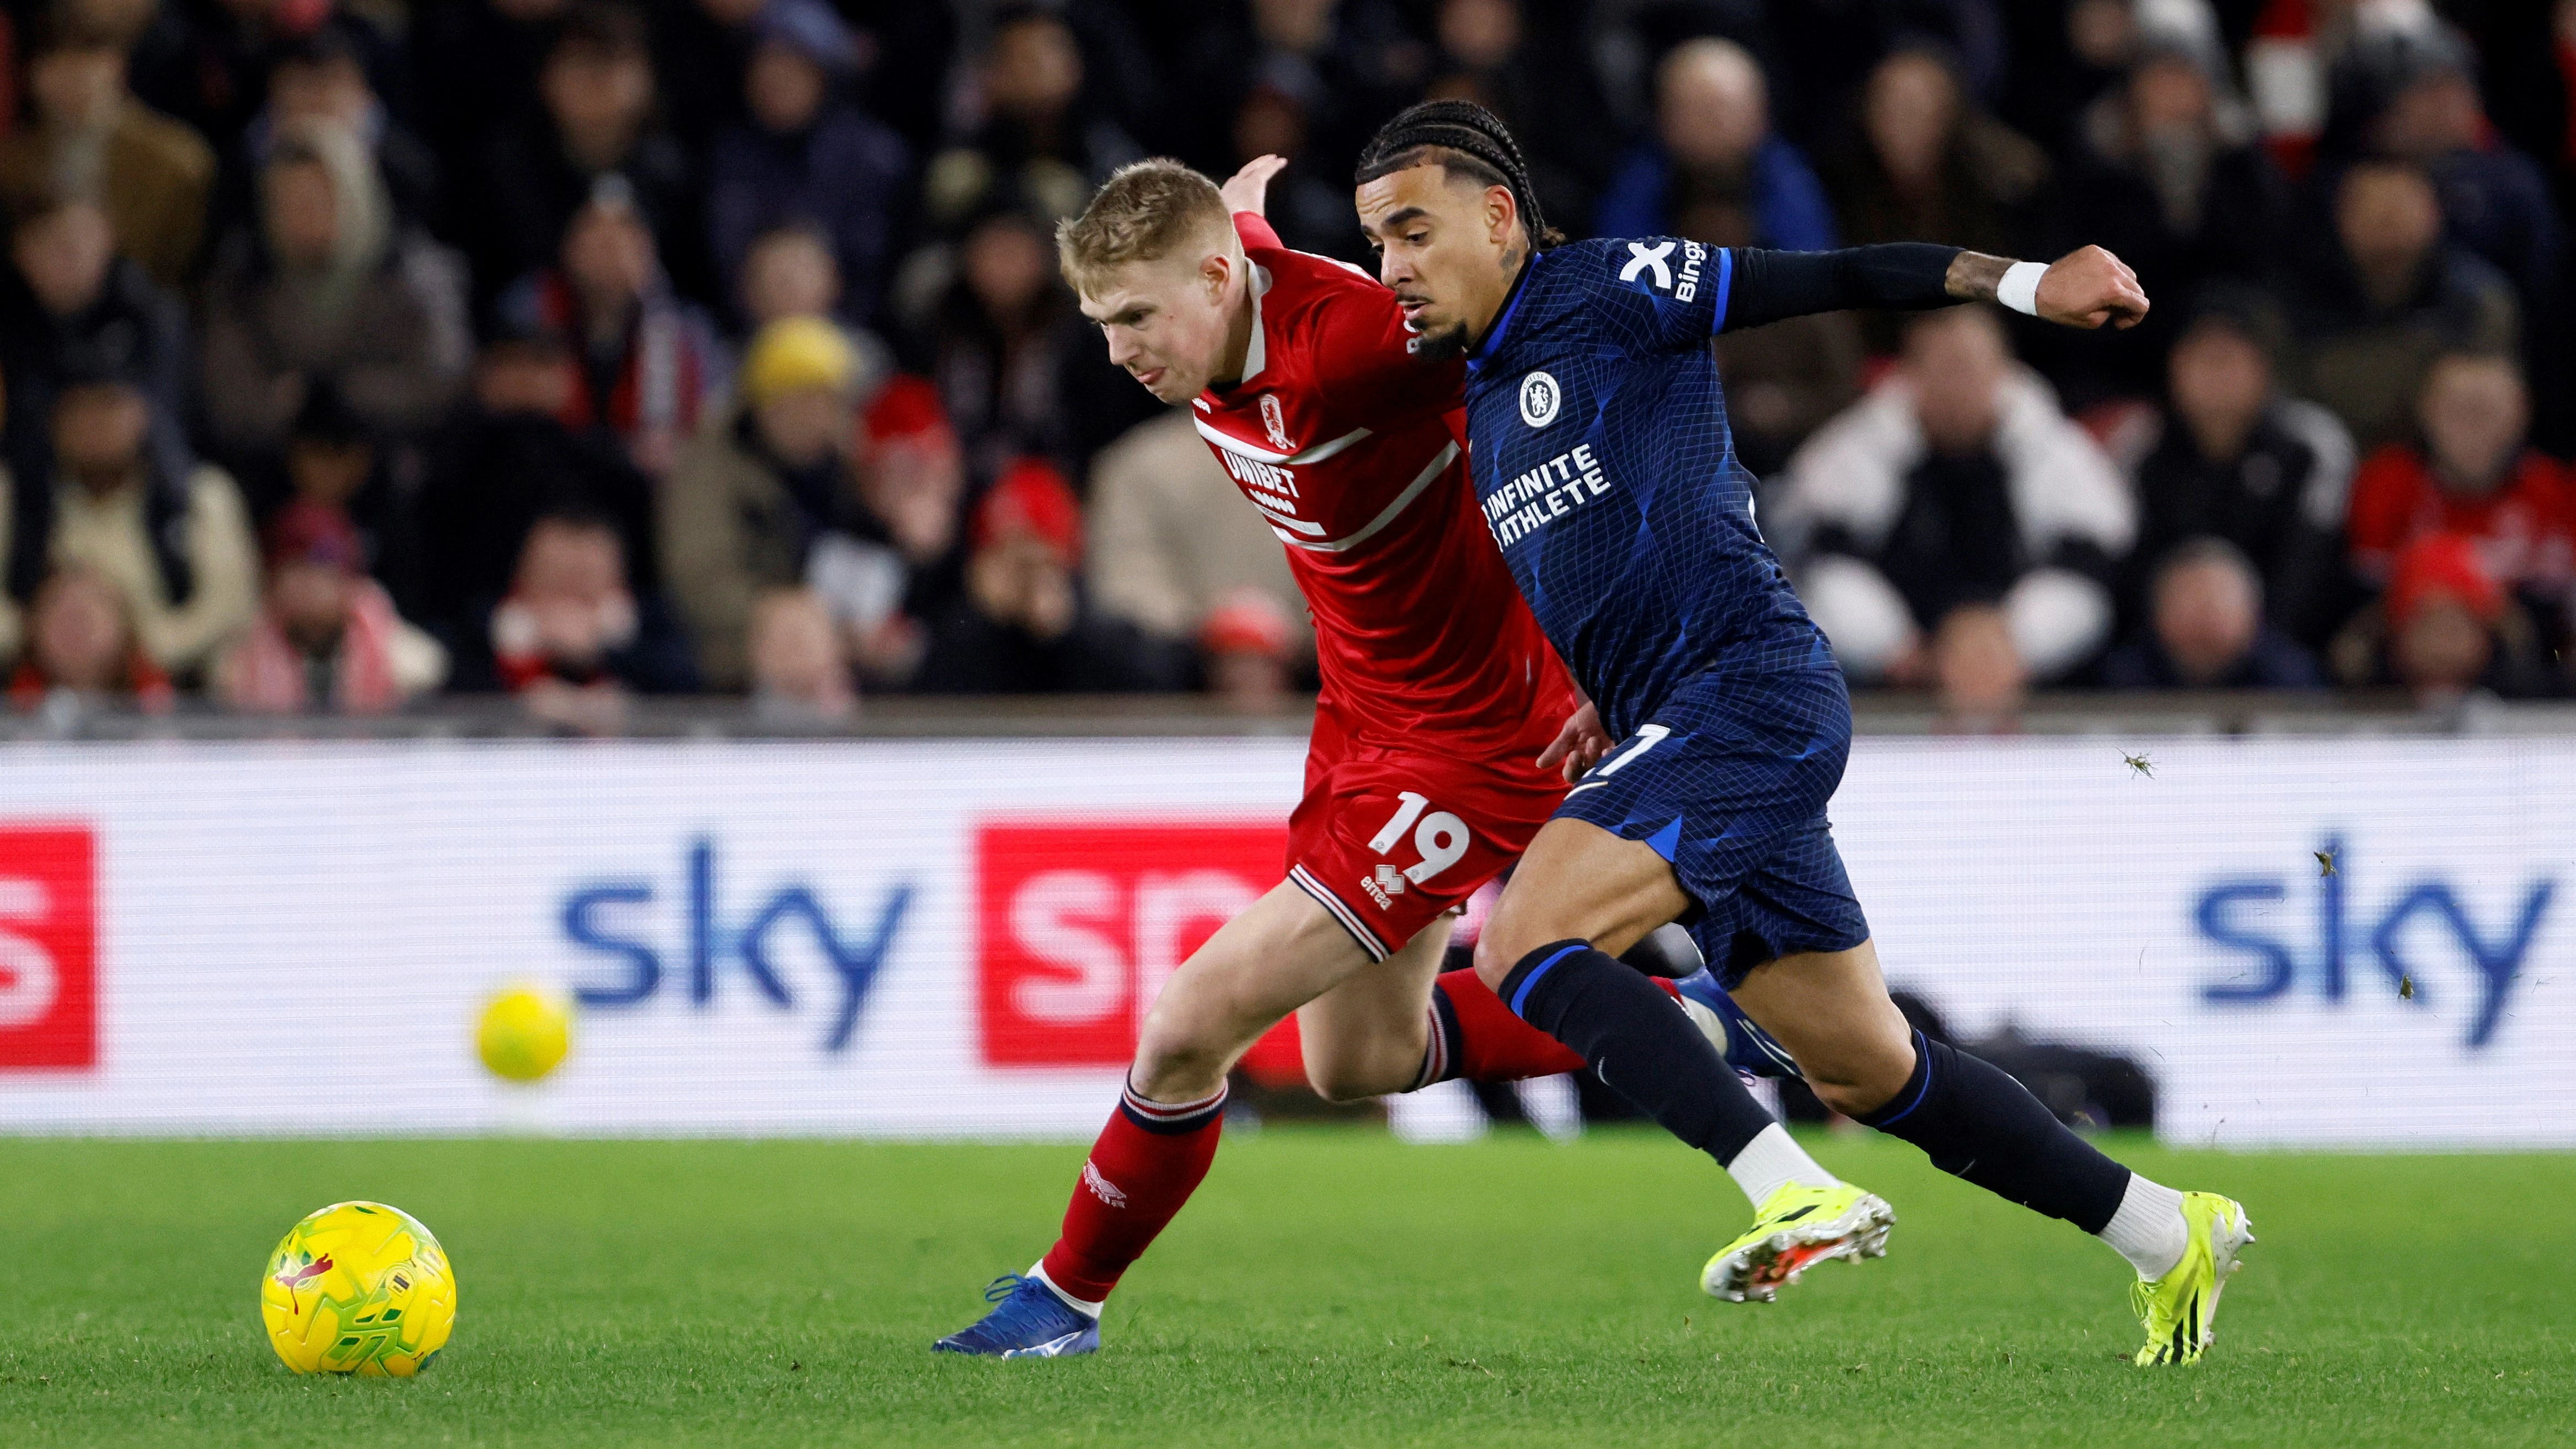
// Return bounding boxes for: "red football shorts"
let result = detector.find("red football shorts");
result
[1284,713,1566,961]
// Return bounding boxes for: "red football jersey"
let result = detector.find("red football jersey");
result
[1193,215,1571,750]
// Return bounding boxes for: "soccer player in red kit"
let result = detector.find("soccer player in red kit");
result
[934,157,1610,1356]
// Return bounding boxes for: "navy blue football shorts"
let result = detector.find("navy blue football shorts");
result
[1551,663,1870,987]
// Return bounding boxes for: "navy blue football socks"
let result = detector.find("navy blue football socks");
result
[1498,939,1777,1166]
[1857,1031,2131,1234]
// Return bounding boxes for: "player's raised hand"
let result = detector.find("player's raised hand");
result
[1220,155,1290,217]
[1536,701,1614,783]
[2036,245,2149,330]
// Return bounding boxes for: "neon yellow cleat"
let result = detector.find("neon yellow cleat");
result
[2129,1192,2256,1366]
[1701,1181,1894,1302]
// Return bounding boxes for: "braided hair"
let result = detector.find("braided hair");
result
[1354,100,1563,249]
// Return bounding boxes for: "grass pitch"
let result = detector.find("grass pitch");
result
[2,1129,2568,1448]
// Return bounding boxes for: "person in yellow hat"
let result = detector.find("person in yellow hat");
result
[658,315,875,689]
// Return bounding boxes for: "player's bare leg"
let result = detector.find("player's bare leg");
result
[936,883,1377,1356]
[1723,938,2250,1361]
[1128,882,1376,1102]
[1295,916,1454,1102]
[1470,818,1892,1301]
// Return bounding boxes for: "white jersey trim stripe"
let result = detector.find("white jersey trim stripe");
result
[1288,864,1393,962]
[1274,440,1459,555]
[1248,494,1326,534]
[1192,414,1374,467]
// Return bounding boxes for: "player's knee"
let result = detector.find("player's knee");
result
[1132,1002,1233,1095]
[1802,1041,1919,1119]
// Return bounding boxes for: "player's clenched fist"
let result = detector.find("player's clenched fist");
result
[2036,245,2149,331]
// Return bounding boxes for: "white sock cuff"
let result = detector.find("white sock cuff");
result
[1723,1121,1838,1210]
[1026,1261,1104,1319]
[2096,1175,2189,1281]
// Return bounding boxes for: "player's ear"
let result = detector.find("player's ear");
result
[1198,247,1231,300]
[1486,186,1516,249]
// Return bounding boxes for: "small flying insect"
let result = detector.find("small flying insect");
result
[2123,751,2154,779]
[2315,848,2337,877]
[2400,974,2417,1001]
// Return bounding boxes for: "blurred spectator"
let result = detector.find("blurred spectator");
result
[2120,292,2355,647]
[1774,307,2134,686]
[739,221,843,329]
[485,510,697,726]
[266,382,401,579]
[236,17,440,237]
[2287,158,2519,453]
[746,585,855,724]
[1929,603,2026,734]
[1594,38,1835,251]
[905,202,1153,483]
[499,177,726,477]
[706,0,909,330]
[1715,308,1863,480]
[0,11,216,290]
[0,374,255,675]
[1421,0,1611,237]
[1224,87,1361,260]
[199,121,472,469]
[413,322,662,657]
[925,4,1139,230]
[803,373,968,687]
[479,1,699,311]
[1197,586,1298,711]
[1085,410,1306,660]
[1823,46,2046,259]
[2037,22,2291,405]
[2102,537,2324,689]
[661,316,871,691]
[0,191,190,477]
[2329,531,2556,703]
[6,563,173,713]
[914,457,1171,694]
[214,498,445,713]
[2357,20,2560,314]
[2346,352,2573,602]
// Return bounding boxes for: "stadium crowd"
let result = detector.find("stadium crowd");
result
[0,0,2569,727]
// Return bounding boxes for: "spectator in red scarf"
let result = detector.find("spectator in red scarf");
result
[2347,351,2573,601]
[8,563,174,715]
[214,499,445,714]
[485,510,697,731]
[499,176,727,477]
[912,456,1174,694]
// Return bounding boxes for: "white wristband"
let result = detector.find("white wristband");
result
[1996,260,2047,317]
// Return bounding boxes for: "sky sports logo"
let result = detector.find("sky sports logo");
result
[0,826,95,1071]
[2193,835,2554,1049]
[558,838,912,1054]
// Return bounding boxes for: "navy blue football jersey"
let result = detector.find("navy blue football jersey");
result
[1461,236,1832,740]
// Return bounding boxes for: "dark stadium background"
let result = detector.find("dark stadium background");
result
[0,0,2565,729]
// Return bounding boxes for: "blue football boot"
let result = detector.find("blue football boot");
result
[1673,969,1803,1079]
[932,1273,1100,1357]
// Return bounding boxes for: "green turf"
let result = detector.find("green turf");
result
[1,1130,2568,1447]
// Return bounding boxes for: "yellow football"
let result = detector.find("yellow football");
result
[260,1201,455,1375]
[476,983,572,1083]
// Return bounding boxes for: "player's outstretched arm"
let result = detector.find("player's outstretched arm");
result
[1946,245,2149,330]
[1715,243,2149,335]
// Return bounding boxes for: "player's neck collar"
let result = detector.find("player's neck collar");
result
[1465,250,1539,377]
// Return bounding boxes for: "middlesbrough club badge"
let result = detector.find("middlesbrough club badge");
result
[1260,392,1292,451]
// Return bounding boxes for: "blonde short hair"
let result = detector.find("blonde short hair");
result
[1056,159,1235,296]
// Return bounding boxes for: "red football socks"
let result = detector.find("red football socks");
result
[1037,1082,1228,1305]
[1422,968,1587,1087]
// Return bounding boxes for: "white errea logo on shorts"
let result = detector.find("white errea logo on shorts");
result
[1519,371,1561,428]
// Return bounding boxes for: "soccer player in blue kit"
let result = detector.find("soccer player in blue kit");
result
[1349,102,2253,1366]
